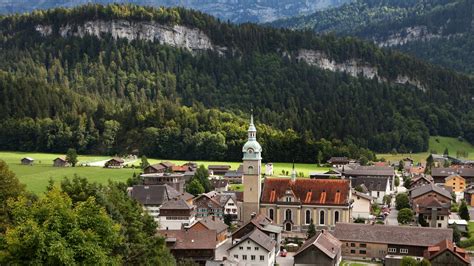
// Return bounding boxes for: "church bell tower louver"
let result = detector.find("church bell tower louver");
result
[242,113,262,222]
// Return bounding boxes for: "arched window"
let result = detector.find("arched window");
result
[305,210,311,224]
[269,209,274,220]
[334,211,340,224]
[319,210,325,225]
[248,166,254,175]
[285,209,292,221]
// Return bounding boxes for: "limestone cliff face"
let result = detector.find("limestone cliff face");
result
[296,49,426,91]
[35,20,226,54]
[35,20,425,91]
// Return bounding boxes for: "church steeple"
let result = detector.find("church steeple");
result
[242,112,262,160]
[291,161,297,181]
[248,113,256,141]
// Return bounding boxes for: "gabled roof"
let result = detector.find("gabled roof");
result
[228,229,276,252]
[415,197,450,215]
[145,163,166,171]
[343,165,395,177]
[160,198,193,210]
[352,190,373,201]
[160,161,175,168]
[193,216,228,233]
[208,165,231,170]
[411,175,433,185]
[445,174,465,182]
[424,239,470,265]
[53,157,67,162]
[130,184,180,205]
[334,223,452,247]
[295,230,341,259]
[211,179,229,188]
[411,183,452,200]
[21,157,34,161]
[261,178,350,205]
[108,157,124,163]
[328,157,349,163]
[432,167,474,178]
[231,214,281,238]
[160,229,217,250]
[351,176,389,193]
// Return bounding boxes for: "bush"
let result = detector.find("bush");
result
[398,208,413,224]
[396,193,410,210]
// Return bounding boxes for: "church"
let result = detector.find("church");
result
[241,114,352,231]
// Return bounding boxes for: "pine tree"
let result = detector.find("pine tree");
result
[459,200,470,221]
[140,155,150,170]
[306,219,316,239]
[66,148,78,167]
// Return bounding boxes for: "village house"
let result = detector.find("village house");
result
[334,223,453,261]
[351,176,391,204]
[189,216,228,244]
[410,175,433,189]
[309,169,342,179]
[160,229,216,263]
[223,165,244,184]
[158,197,195,230]
[53,157,69,167]
[260,178,351,232]
[424,239,470,266]
[194,194,225,220]
[129,184,181,222]
[213,193,239,221]
[141,172,187,193]
[232,214,282,253]
[351,189,373,220]
[265,163,274,176]
[143,161,175,174]
[21,157,34,165]
[445,174,466,201]
[411,184,452,228]
[464,185,474,207]
[104,157,124,168]
[294,230,342,266]
[208,165,231,176]
[432,167,474,184]
[210,179,229,192]
[327,157,350,168]
[228,228,276,266]
[341,165,396,190]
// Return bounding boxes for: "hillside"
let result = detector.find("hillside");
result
[0,0,351,23]
[270,0,474,74]
[0,4,473,162]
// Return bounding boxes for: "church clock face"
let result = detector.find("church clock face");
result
[248,148,254,154]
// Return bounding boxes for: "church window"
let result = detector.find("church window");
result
[305,210,311,224]
[285,209,292,221]
[248,166,254,175]
[334,211,340,223]
[269,209,274,220]
[319,210,325,225]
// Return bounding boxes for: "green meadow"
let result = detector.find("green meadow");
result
[377,136,474,164]
[1,151,327,194]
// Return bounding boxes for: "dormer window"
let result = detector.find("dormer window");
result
[286,197,292,202]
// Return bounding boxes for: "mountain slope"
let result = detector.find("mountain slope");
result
[0,0,351,23]
[271,0,474,74]
[0,4,473,161]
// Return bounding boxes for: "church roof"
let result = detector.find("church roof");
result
[261,178,350,206]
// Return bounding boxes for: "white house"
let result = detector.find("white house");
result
[352,176,391,204]
[158,198,195,230]
[351,189,373,219]
[228,229,276,266]
[265,163,273,176]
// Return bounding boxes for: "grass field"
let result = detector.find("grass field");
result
[1,151,326,194]
[377,136,474,164]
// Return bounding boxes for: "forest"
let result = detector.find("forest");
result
[0,4,473,162]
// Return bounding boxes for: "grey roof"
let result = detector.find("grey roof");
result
[160,198,193,210]
[343,165,395,177]
[130,184,180,205]
[295,230,341,259]
[208,165,231,169]
[229,229,276,252]
[21,157,34,161]
[334,223,452,247]
[211,179,229,188]
[195,216,228,233]
[224,170,243,178]
[432,167,474,178]
[328,157,349,163]
[411,183,452,200]
[351,176,389,192]
[352,190,373,201]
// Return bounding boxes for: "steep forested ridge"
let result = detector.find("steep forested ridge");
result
[270,0,474,74]
[0,0,351,23]
[0,4,473,162]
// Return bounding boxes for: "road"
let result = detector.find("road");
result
[276,253,294,266]
[385,197,399,226]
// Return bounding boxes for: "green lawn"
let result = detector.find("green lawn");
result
[377,136,474,164]
[1,151,326,195]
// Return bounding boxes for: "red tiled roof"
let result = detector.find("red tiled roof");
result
[424,239,470,265]
[261,178,350,205]
[171,165,188,172]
